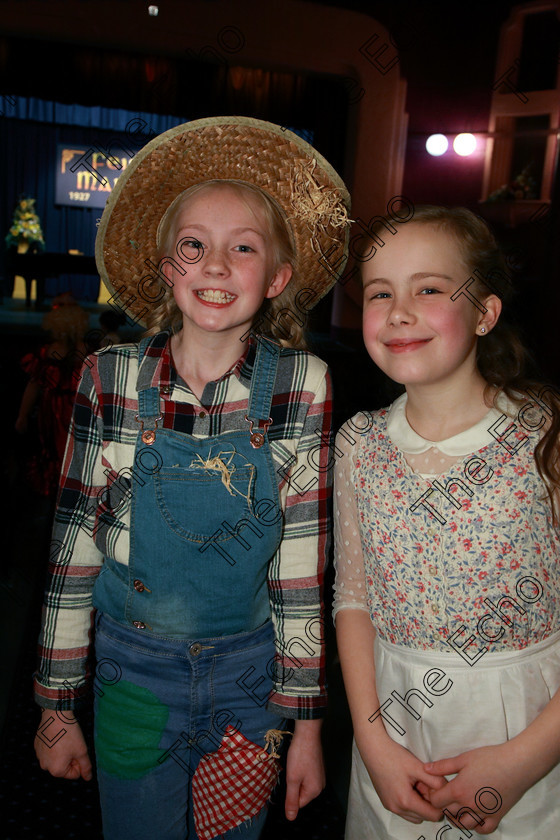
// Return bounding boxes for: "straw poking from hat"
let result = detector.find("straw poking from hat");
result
[289,159,353,253]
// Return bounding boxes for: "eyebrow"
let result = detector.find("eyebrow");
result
[363,271,454,289]
[232,227,266,239]
[176,224,266,239]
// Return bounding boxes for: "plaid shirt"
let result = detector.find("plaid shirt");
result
[34,332,332,719]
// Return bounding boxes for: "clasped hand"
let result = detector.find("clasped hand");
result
[418,741,533,834]
[365,739,532,833]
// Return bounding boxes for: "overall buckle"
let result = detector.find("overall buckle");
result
[245,416,272,449]
[135,414,163,445]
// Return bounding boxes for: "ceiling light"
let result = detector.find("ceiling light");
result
[453,133,477,156]
[426,134,449,156]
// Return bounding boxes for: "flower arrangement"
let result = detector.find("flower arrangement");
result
[485,163,538,202]
[5,196,45,249]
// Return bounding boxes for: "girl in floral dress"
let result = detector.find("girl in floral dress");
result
[334,206,560,839]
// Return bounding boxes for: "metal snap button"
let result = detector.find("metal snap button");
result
[133,579,145,592]
[428,565,437,576]
[431,604,439,615]
[250,431,265,448]
[189,642,202,656]
[160,384,172,394]
[133,620,146,629]
[245,415,272,449]
[198,410,207,419]
[142,430,156,445]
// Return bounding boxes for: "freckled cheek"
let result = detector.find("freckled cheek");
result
[362,310,386,361]
[362,310,377,342]
[435,310,474,344]
[171,280,189,298]
[362,300,384,326]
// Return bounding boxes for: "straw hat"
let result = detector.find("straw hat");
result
[95,116,351,326]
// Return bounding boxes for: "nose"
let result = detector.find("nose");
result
[387,294,416,327]
[202,246,230,277]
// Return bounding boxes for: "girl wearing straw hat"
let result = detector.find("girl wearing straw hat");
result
[33,117,350,839]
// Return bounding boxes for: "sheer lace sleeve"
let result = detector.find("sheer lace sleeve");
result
[332,419,370,621]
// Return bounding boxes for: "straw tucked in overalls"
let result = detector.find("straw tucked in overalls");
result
[92,337,288,840]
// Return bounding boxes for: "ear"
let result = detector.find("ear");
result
[265,263,292,299]
[477,293,502,334]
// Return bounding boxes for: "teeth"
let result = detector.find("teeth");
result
[196,289,236,303]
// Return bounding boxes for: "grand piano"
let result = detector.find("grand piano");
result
[4,249,98,307]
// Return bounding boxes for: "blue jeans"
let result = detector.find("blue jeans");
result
[94,613,288,840]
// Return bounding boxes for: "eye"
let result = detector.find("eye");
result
[183,238,203,251]
[367,291,391,300]
[419,287,441,295]
[235,244,254,253]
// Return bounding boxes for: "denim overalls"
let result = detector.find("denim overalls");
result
[92,337,288,840]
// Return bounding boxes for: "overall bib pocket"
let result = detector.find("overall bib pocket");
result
[154,444,256,544]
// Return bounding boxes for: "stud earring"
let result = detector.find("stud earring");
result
[479,326,486,334]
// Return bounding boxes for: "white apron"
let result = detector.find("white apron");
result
[346,630,560,840]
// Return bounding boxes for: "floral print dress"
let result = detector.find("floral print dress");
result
[333,393,560,840]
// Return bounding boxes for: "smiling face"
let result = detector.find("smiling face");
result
[362,222,499,390]
[167,184,292,340]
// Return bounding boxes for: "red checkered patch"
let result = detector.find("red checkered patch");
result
[192,725,282,839]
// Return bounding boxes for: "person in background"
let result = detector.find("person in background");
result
[15,292,89,497]
[98,308,126,348]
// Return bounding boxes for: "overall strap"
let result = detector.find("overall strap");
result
[136,337,162,443]
[245,337,281,447]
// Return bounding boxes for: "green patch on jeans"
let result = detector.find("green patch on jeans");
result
[95,680,169,779]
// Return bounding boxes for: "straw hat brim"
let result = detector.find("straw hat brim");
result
[95,116,351,326]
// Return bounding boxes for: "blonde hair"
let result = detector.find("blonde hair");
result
[144,180,306,348]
